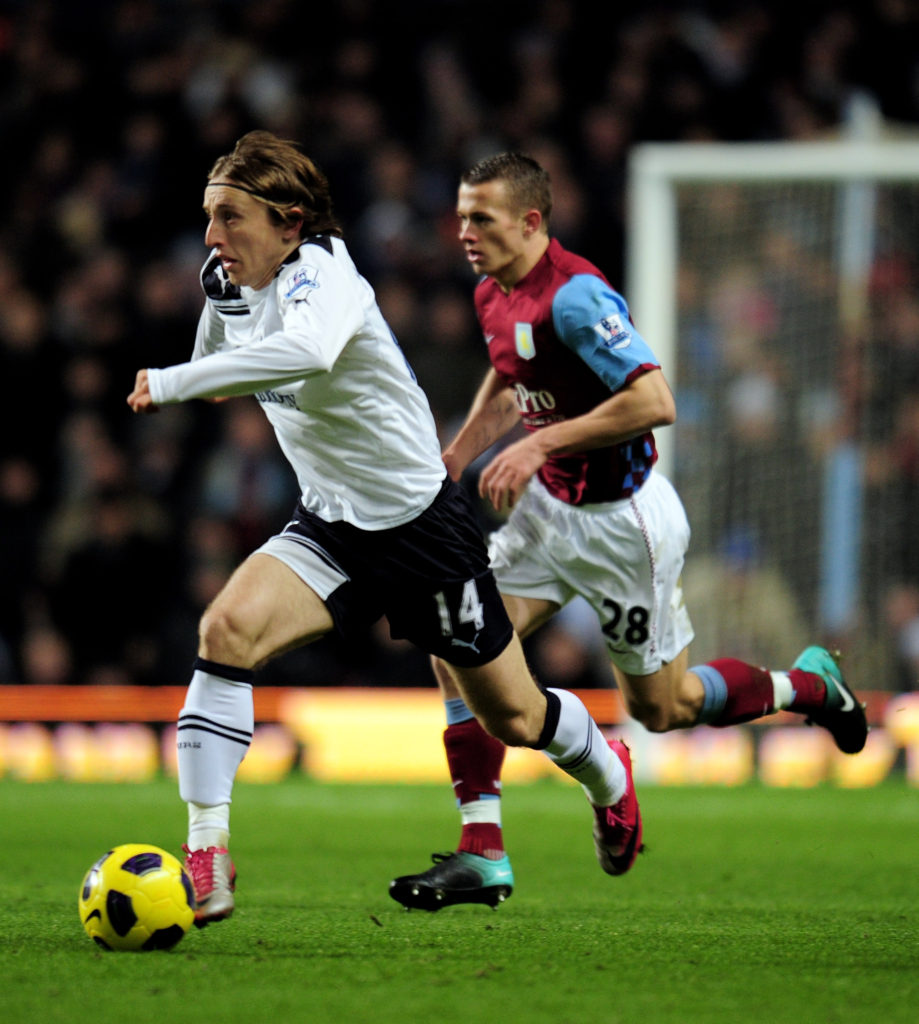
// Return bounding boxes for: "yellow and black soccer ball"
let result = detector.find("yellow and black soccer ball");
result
[78,843,195,951]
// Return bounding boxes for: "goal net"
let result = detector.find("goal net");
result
[626,136,919,690]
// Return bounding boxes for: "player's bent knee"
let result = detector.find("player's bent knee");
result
[198,603,257,666]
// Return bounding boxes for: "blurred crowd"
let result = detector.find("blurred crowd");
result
[1,0,919,689]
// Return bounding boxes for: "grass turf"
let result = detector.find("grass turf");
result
[0,777,917,1024]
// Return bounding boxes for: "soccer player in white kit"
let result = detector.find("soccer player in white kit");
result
[388,152,868,912]
[127,131,640,926]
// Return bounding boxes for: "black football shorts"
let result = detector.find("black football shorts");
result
[260,478,514,667]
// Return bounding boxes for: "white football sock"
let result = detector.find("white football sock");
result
[187,802,231,851]
[459,797,503,826]
[177,659,254,820]
[541,688,626,807]
[771,671,795,711]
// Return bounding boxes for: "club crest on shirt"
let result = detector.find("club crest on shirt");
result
[515,322,536,360]
[284,265,320,300]
[594,313,631,349]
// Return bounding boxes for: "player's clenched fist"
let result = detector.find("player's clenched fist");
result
[127,369,158,414]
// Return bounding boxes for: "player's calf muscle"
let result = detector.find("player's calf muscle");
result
[478,707,539,747]
[620,688,700,732]
[451,664,548,746]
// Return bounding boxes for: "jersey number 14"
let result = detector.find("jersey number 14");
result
[435,580,485,636]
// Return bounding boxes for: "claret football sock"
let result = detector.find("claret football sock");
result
[177,657,254,810]
[765,664,830,714]
[694,657,837,726]
[694,659,776,726]
[443,704,506,859]
[784,668,830,713]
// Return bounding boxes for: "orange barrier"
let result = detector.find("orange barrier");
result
[0,685,289,723]
[0,685,628,726]
[1,686,915,787]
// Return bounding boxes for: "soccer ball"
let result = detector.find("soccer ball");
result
[78,843,196,951]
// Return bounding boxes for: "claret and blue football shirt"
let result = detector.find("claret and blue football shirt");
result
[474,238,661,505]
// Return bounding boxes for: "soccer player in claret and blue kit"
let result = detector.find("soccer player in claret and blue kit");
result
[388,152,867,911]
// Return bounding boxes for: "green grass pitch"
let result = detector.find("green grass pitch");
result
[1,777,917,1024]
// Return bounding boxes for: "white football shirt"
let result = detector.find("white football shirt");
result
[146,236,446,530]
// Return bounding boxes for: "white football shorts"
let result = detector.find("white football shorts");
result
[488,470,695,675]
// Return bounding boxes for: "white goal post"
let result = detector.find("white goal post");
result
[625,135,919,679]
[627,138,919,476]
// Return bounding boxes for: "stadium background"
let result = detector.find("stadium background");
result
[2,0,919,784]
